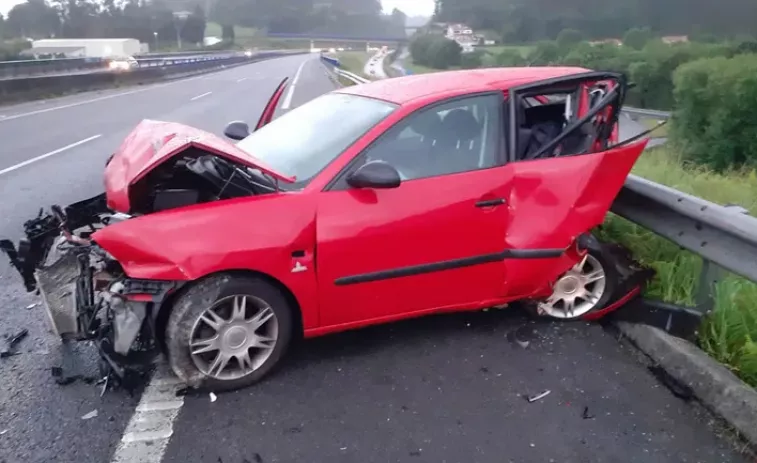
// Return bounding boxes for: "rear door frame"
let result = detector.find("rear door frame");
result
[506,71,626,162]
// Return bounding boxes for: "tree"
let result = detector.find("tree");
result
[623,27,651,50]
[6,0,60,38]
[556,28,583,48]
[182,5,206,45]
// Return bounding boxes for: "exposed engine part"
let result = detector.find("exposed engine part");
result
[129,150,277,215]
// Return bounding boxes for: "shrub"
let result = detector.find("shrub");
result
[496,49,527,66]
[671,54,757,170]
[623,27,652,50]
[460,50,483,69]
[527,40,562,64]
[556,29,583,48]
[410,34,461,69]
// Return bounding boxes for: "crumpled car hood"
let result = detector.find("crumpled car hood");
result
[104,119,295,213]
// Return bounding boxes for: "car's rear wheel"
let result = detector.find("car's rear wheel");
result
[165,274,293,392]
[526,245,618,320]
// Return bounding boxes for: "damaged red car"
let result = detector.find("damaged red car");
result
[1,67,652,392]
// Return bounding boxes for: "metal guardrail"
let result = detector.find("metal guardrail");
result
[1,50,307,104]
[610,175,757,312]
[320,53,757,320]
[0,51,247,79]
[623,107,672,119]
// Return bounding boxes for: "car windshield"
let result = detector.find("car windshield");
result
[236,92,398,188]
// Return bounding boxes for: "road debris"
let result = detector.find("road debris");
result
[50,366,99,386]
[582,406,595,419]
[1,328,29,358]
[25,303,37,310]
[210,392,218,403]
[525,390,551,403]
[0,429,8,436]
[81,410,98,420]
[508,325,537,349]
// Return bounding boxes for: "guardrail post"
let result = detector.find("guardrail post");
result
[694,203,749,315]
[695,260,723,315]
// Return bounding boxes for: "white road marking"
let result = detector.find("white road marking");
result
[281,60,308,110]
[190,91,212,101]
[110,365,185,463]
[0,74,208,123]
[237,77,248,83]
[0,134,102,176]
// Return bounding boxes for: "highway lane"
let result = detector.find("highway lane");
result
[0,52,336,463]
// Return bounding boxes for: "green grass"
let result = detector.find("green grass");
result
[205,22,259,40]
[336,51,372,76]
[639,117,672,138]
[405,59,448,75]
[597,146,757,387]
[478,44,534,57]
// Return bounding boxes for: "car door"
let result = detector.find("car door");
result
[315,92,512,327]
[255,77,288,130]
[501,72,650,298]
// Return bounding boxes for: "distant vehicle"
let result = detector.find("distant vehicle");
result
[108,56,138,71]
[2,67,655,393]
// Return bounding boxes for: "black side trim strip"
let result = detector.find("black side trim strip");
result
[334,248,565,286]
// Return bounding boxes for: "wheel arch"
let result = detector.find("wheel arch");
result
[153,268,305,352]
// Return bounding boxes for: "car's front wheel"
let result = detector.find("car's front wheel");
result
[165,274,293,392]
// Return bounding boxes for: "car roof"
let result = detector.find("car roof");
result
[337,66,593,105]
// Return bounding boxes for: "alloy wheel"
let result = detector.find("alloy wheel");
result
[537,254,607,319]
[189,294,279,381]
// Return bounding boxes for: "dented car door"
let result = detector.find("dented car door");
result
[499,72,648,298]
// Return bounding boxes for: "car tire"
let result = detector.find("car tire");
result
[165,273,294,392]
[523,241,619,321]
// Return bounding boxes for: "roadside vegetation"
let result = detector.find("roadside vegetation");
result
[336,51,372,77]
[598,146,757,387]
[405,30,757,387]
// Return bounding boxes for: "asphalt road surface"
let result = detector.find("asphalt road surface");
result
[0,56,748,463]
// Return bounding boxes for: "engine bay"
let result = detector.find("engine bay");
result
[126,146,278,215]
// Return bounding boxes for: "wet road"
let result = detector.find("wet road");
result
[0,59,748,463]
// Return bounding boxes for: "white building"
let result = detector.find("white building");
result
[29,38,144,58]
[445,23,478,53]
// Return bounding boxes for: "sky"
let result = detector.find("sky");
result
[1,0,435,18]
[0,0,24,17]
[381,0,434,17]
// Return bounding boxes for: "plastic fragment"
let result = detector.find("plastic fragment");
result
[81,410,98,420]
[526,390,551,402]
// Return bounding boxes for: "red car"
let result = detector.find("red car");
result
[2,67,651,392]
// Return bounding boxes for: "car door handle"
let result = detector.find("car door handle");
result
[475,198,506,208]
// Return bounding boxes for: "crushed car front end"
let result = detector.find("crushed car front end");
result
[0,119,293,387]
[0,194,180,385]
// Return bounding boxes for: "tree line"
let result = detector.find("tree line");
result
[409,31,757,171]
[0,0,207,50]
[0,0,407,51]
[433,0,757,43]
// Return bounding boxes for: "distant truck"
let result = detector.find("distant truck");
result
[29,38,144,59]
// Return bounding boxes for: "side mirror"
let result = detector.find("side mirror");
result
[223,121,250,141]
[346,160,401,189]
